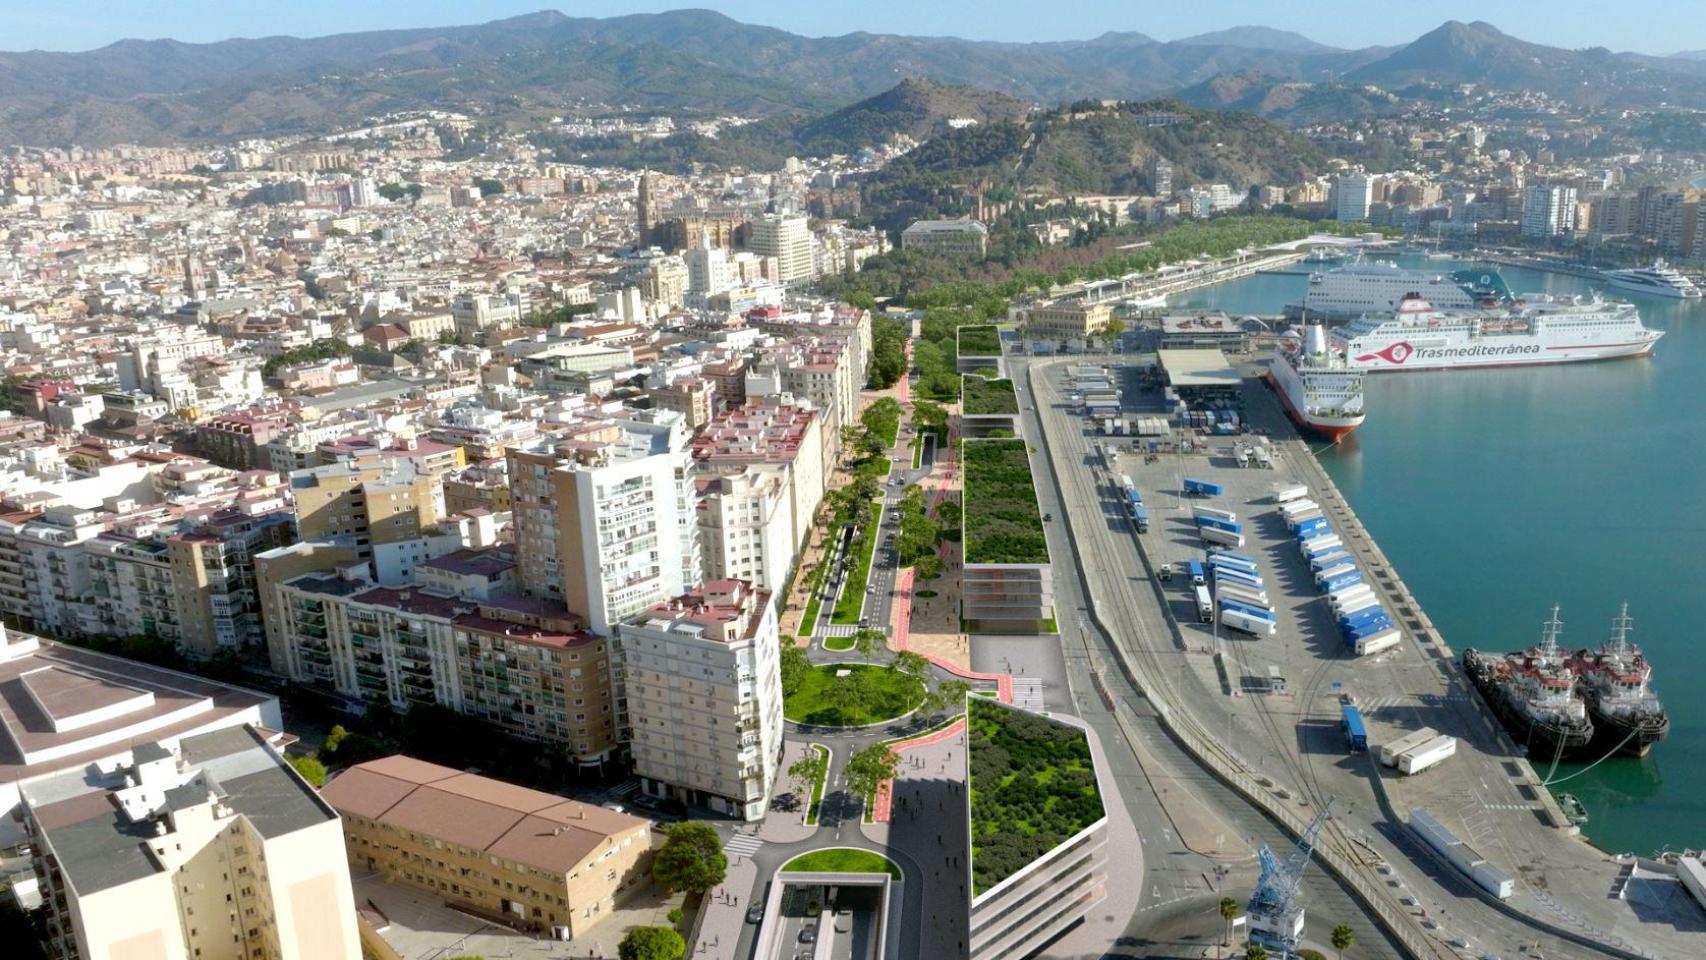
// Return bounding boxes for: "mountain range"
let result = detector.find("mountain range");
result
[5,11,1706,146]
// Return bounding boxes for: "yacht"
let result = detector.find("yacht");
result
[1602,260,1702,300]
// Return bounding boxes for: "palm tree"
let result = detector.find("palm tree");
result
[1218,896,1240,947]
[1330,923,1355,959]
[1244,945,1267,960]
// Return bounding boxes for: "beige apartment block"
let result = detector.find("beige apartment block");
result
[22,725,361,960]
[320,756,652,941]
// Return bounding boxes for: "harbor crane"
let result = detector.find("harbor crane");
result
[1247,800,1335,957]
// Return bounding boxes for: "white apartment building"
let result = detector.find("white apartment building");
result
[508,416,700,634]
[451,291,528,336]
[22,725,361,960]
[1521,184,1578,238]
[685,244,736,295]
[747,214,815,286]
[1336,173,1374,222]
[616,579,783,821]
[695,465,796,592]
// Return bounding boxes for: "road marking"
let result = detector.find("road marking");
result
[724,834,765,857]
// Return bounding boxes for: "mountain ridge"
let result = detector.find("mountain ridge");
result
[4,10,1706,145]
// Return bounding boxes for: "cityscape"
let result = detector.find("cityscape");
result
[4,5,1706,960]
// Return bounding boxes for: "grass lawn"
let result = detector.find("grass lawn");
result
[911,433,924,469]
[805,744,831,825]
[783,848,901,879]
[799,549,835,634]
[822,634,855,651]
[784,664,924,727]
[830,503,883,625]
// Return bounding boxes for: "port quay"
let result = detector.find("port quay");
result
[1012,330,1704,959]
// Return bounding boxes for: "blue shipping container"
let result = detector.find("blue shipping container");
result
[1209,550,1258,565]
[1207,555,1259,575]
[1339,606,1388,629]
[1183,478,1224,497]
[1344,618,1395,642]
[1186,560,1205,583]
[1342,705,1368,752]
[1323,571,1363,593]
[1213,567,1264,587]
[1217,598,1276,621]
[1196,517,1242,534]
[1309,552,1353,573]
[1293,520,1331,539]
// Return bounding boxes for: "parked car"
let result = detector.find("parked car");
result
[746,906,764,924]
[799,926,817,943]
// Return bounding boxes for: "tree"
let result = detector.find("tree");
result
[778,643,811,698]
[618,926,686,960]
[287,754,327,786]
[844,742,900,802]
[474,177,505,197]
[1219,896,1240,947]
[890,650,930,682]
[651,823,727,894]
[788,747,827,799]
[1245,945,1267,960]
[824,670,875,719]
[1330,923,1355,959]
[921,679,972,716]
[852,628,885,661]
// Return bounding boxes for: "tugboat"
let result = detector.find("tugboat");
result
[1463,605,1596,762]
[1569,604,1669,758]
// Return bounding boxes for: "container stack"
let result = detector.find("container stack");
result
[1283,502,1400,657]
[1207,548,1275,636]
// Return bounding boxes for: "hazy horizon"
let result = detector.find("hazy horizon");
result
[4,1,1705,57]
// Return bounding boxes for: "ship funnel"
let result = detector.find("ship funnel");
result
[1303,323,1328,356]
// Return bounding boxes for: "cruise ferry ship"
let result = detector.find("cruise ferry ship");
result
[1285,259,1512,320]
[1265,324,1365,441]
[1602,260,1702,300]
[1332,294,1663,372]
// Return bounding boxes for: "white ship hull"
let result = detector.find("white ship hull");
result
[1604,276,1701,300]
[1334,296,1663,373]
[1267,340,1365,440]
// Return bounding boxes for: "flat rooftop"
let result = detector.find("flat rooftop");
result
[1156,348,1243,389]
[0,635,277,780]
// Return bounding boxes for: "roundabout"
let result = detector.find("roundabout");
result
[783,663,926,727]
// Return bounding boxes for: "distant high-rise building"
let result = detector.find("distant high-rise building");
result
[1521,184,1578,238]
[1151,157,1174,197]
[747,213,815,285]
[1335,174,1374,222]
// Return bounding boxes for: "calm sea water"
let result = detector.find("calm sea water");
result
[1171,254,1705,856]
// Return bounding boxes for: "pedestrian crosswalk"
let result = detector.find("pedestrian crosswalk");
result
[819,624,856,638]
[606,779,640,801]
[723,834,765,858]
[1010,677,1045,714]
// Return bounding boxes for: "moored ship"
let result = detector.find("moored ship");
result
[1463,606,1596,762]
[1265,324,1365,441]
[1602,260,1702,300]
[1569,604,1669,758]
[1285,258,1513,320]
[1334,293,1663,372]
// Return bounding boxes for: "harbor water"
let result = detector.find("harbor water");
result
[1170,254,1704,856]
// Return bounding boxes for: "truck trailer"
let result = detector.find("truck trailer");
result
[1397,735,1457,775]
[1351,629,1402,656]
[1341,704,1368,752]
[1271,483,1309,504]
[1192,505,1237,524]
[1220,607,1277,636]
[1183,478,1224,497]
[1193,585,1214,623]
[1199,526,1246,548]
[1378,728,1440,767]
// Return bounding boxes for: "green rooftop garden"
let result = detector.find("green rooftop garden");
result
[968,697,1104,896]
[783,848,902,878]
[961,375,1019,417]
[956,324,1001,358]
[962,439,1049,566]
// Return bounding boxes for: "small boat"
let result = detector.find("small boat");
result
[1556,793,1589,825]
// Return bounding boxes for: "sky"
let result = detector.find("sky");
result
[2,0,1703,56]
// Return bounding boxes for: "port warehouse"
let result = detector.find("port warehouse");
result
[1159,312,1251,352]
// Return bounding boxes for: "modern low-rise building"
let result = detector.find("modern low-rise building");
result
[616,580,783,820]
[965,698,1108,960]
[22,724,360,960]
[319,755,652,941]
